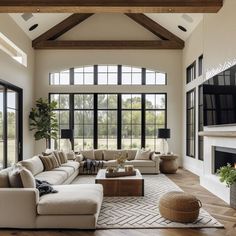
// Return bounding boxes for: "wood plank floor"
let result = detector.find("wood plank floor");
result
[1,169,236,236]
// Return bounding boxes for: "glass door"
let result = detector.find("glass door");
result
[0,81,22,170]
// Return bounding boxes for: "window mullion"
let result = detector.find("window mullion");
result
[141,94,145,148]
[70,94,74,150]
[94,94,98,149]
[117,94,122,149]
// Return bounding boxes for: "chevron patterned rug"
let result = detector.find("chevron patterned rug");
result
[72,174,224,229]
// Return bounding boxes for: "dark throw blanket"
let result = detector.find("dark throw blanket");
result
[83,159,103,174]
[35,179,58,197]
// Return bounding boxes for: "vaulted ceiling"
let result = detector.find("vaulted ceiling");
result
[7,0,222,50]
[10,13,202,42]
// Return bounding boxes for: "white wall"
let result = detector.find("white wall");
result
[182,0,236,176]
[0,14,35,159]
[35,49,183,156]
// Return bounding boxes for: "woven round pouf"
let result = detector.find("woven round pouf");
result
[159,191,202,223]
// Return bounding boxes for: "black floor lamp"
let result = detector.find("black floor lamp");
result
[158,128,171,154]
[61,129,73,152]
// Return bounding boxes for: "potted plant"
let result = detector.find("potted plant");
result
[217,163,236,209]
[29,98,58,149]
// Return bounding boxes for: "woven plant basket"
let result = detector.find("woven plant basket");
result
[159,191,202,223]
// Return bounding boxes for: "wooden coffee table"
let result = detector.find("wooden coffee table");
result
[95,169,144,197]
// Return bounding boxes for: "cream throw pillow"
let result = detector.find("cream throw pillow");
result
[8,165,23,188]
[20,168,36,188]
[134,149,151,160]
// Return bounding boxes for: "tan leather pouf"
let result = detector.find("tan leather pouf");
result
[159,191,202,223]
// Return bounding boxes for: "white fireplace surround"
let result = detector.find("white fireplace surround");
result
[200,127,236,204]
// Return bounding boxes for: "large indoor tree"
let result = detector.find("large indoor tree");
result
[29,98,58,149]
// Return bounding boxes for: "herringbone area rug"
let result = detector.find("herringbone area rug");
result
[72,174,223,229]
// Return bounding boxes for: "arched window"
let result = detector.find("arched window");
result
[49,65,166,85]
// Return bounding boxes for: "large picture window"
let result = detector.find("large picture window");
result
[50,93,167,150]
[186,89,195,158]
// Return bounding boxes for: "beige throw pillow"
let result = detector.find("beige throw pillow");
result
[67,151,76,160]
[39,155,54,171]
[58,151,68,164]
[135,149,151,160]
[20,168,36,188]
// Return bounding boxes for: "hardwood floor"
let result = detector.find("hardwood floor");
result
[1,169,236,236]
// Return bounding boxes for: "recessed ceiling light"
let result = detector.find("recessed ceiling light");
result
[29,24,38,31]
[178,25,187,32]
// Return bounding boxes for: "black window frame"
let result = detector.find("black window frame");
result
[198,85,204,161]
[49,65,167,86]
[186,89,196,158]
[198,55,203,77]
[0,79,23,169]
[186,61,196,84]
[49,93,167,151]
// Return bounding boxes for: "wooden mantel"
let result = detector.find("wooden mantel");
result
[199,131,236,138]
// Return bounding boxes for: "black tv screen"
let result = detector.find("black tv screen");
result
[203,64,236,126]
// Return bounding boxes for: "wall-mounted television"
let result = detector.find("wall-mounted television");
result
[203,64,236,126]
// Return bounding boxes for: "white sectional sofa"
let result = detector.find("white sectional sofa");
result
[78,149,160,174]
[0,156,103,229]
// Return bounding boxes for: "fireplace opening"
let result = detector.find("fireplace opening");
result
[214,147,236,173]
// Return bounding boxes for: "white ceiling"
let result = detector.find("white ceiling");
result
[9,13,203,41]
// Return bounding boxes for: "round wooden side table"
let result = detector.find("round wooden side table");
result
[159,154,179,174]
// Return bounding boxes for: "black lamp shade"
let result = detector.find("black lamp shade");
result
[61,129,73,139]
[158,128,170,139]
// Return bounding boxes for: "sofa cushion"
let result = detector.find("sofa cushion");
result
[37,184,103,215]
[61,161,80,171]
[53,166,74,178]
[80,150,95,160]
[103,150,126,161]
[125,160,156,167]
[94,149,103,160]
[126,150,137,160]
[20,168,36,188]
[35,171,68,185]
[20,156,44,176]
[0,167,12,188]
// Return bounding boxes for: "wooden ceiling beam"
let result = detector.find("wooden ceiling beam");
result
[0,0,223,13]
[33,40,184,50]
[32,13,93,47]
[126,13,184,47]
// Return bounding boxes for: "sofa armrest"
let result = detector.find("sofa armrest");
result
[0,188,39,228]
[75,154,84,162]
